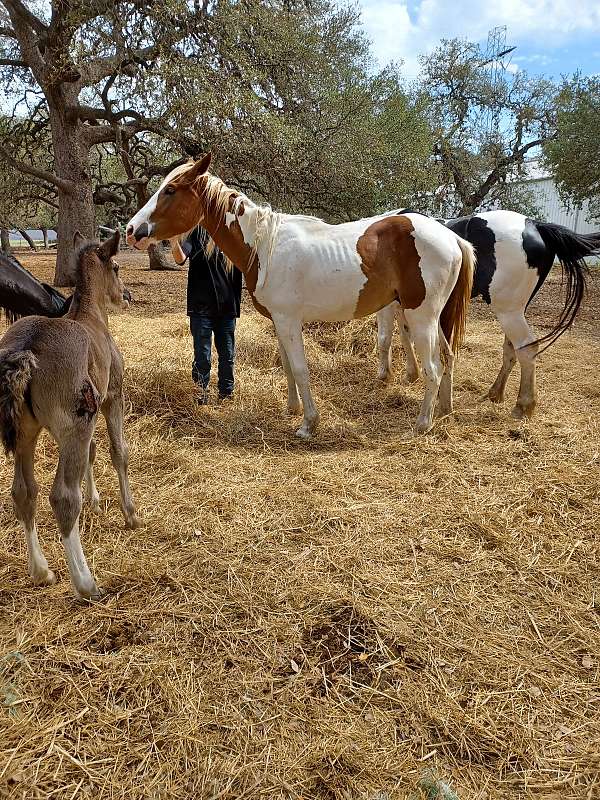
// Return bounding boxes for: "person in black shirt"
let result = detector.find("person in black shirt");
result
[177,228,243,403]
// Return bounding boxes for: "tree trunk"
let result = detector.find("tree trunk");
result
[148,242,179,270]
[48,96,96,286]
[0,228,12,253]
[17,229,38,251]
[41,227,49,249]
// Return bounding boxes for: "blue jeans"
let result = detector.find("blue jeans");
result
[190,315,236,396]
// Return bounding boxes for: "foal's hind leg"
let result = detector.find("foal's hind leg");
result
[12,420,55,586]
[495,312,539,419]
[84,439,101,513]
[102,395,140,529]
[50,432,100,600]
[404,311,443,434]
[277,334,301,414]
[487,336,517,404]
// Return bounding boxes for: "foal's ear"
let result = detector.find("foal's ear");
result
[73,230,86,247]
[98,230,121,262]
[181,152,212,186]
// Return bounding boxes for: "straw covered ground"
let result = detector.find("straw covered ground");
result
[1,250,599,800]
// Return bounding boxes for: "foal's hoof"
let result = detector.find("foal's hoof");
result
[125,513,142,530]
[486,391,504,405]
[377,369,393,384]
[295,426,313,440]
[32,569,57,587]
[89,497,101,514]
[402,371,420,386]
[287,402,302,416]
[511,403,534,420]
[414,418,433,435]
[74,583,105,604]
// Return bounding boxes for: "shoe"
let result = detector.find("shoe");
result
[218,392,233,402]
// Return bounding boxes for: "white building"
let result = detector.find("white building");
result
[515,160,597,234]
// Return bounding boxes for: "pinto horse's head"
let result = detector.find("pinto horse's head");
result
[126,153,213,249]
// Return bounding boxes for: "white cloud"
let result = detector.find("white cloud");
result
[360,0,600,76]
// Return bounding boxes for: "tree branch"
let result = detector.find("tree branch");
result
[0,56,29,66]
[0,145,74,194]
[2,0,47,35]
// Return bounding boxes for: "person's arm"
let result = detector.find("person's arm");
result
[170,238,193,265]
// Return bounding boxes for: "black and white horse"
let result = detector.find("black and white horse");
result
[377,210,598,419]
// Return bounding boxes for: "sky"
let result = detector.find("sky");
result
[359,0,600,80]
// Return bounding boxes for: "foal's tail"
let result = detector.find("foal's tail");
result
[531,222,597,351]
[0,350,37,455]
[440,236,476,354]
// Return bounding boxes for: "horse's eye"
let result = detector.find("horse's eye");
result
[164,186,176,196]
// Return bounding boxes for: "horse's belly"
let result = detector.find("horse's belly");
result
[257,246,368,322]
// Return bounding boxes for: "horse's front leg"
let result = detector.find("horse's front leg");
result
[276,331,301,415]
[272,315,319,439]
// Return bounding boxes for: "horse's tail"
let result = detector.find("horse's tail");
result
[440,236,476,354]
[0,350,37,455]
[531,222,597,351]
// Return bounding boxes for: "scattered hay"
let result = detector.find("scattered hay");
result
[0,252,599,799]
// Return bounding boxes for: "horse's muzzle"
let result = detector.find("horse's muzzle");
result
[126,222,151,247]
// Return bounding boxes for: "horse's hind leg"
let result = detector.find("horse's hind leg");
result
[376,304,395,383]
[487,336,517,404]
[12,419,55,586]
[102,395,140,529]
[397,308,420,385]
[495,311,539,419]
[404,311,443,434]
[84,438,101,513]
[437,325,454,418]
[50,431,101,600]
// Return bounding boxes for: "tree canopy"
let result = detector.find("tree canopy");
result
[543,75,600,222]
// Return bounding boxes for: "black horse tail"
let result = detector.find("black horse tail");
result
[532,222,598,352]
[0,350,37,455]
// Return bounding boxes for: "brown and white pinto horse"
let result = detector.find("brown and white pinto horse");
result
[127,153,476,437]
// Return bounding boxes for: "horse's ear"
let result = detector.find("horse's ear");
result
[98,230,121,262]
[73,230,85,247]
[181,152,212,186]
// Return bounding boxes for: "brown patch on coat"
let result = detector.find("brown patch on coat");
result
[355,215,426,317]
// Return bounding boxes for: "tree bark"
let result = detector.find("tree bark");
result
[41,227,49,249]
[148,242,179,270]
[1,228,12,253]
[48,93,96,286]
[17,228,37,250]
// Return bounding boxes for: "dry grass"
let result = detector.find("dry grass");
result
[1,250,599,800]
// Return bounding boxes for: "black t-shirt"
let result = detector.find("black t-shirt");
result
[185,229,243,318]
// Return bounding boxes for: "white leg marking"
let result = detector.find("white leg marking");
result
[495,312,539,418]
[62,521,100,600]
[272,316,319,439]
[376,304,396,383]
[397,308,420,384]
[404,312,443,434]
[22,522,56,586]
[277,334,301,415]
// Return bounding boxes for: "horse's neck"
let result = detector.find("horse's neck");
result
[202,190,275,276]
[67,262,108,327]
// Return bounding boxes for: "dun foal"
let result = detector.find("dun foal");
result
[0,231,139,601]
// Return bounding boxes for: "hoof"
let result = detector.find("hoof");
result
[89,498,101,514]
[402,371,420,386]
[487,391,504,405]
[74,582,104,603]
[32,569,57,587]
[287,402,302,416]
[414,418,433,435]
[377,370,393,384]
[511,403,534,420]
[125,514,142,530]
[295,427,313,440]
